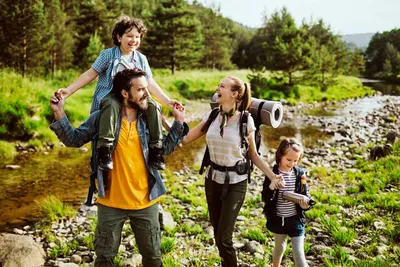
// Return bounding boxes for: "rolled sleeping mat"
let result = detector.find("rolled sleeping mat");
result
[210,93,283,128]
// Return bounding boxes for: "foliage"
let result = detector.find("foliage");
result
[143,0,203,74]
[0,140,16,163]
[365,29,400,79]
[84,31,105,66]
[193,4,235,70]
[250,8,306,85]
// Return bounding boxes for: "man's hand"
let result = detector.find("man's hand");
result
[50,91,66,120]
[171,103,185,124]
[168,99,184,112]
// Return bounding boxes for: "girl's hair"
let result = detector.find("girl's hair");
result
[226,76,252,112]
[275,138,304,165]
[112,15,147,46]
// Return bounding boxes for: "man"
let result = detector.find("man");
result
[50,68,188,267]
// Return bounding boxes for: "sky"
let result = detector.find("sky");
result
[194,0,400,35]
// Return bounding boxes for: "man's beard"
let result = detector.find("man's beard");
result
[127,93,148,111]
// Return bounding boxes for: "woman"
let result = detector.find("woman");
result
[182,76,284,266]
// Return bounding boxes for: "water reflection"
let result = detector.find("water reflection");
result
[364,82,400,96]
[0,148,91,231]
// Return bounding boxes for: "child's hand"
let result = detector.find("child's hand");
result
[299,196,310,209]
[269,175,285,190]
[172,104,185,124]
[168,100,184,111]
[57,88,71,99]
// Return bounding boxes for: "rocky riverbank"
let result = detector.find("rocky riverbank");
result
[2,94,399,266]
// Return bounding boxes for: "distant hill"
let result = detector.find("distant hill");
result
[341,33,375,49]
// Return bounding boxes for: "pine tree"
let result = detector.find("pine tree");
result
[0,0,48,75]
[44,0,75,74]
[250,8,306,85]
[143,0,203,74]
[193,4,234,70]
[305,39,339,91]
[84,31,105,66]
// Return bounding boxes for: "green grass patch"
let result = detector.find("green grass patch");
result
[36,194,76,225]
[161,237,175,254]
[0,140,16,164]
[242,228,267,244]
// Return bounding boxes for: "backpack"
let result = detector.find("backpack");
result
[199,107,262,183]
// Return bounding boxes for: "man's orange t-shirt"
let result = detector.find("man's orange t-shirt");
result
[97,118,159,209]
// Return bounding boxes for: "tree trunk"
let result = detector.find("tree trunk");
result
[23,26,27,77]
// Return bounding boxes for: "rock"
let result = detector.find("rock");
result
[162,211,176,231]
[310,244,332,254]
[237,216,247,221]
[5,165,21,170]
[125,253,142,267]
[374,220,386,230]
[70,254,82,264]
[0,233,45,267]
[12,228,24,235]
[59,263,79,267]
[242,240,263,254]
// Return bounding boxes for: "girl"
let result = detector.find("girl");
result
[182,76,284,266]
[262,138,312,267]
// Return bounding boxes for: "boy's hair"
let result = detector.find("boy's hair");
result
[112,15,147,46]
[111,68,147,102]
[275,138,304,165]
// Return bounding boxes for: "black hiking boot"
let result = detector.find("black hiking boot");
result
[97,146,113,170]
[149,147,165,170]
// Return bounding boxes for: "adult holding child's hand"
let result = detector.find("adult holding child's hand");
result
[50,91,66,120]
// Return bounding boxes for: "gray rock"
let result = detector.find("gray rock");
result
[125,253,142,267]
[59,263,79,267]
[0,234,45,267]
[70,254,82,264]
[5,165,21,170]
[162,211,176,231]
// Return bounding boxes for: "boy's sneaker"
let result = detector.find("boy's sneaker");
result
[97,146,113,170]
[150,147,165,170]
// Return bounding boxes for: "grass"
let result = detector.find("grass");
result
[296,75,374,103]
[0,140,16,164]
[161,237,175,254]
[242,228,267,244]
[36,194,76,225]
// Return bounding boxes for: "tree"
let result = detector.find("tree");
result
[143,0,203,74]
[44,0,75,74]
[250,8,306,85]
[193,3,234,70]
[84,31,105,66]
[304,39,339,91]
[347,48,366,76]
[365,29,400,77]
[382,42,400,76]
[0,0,48,75]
